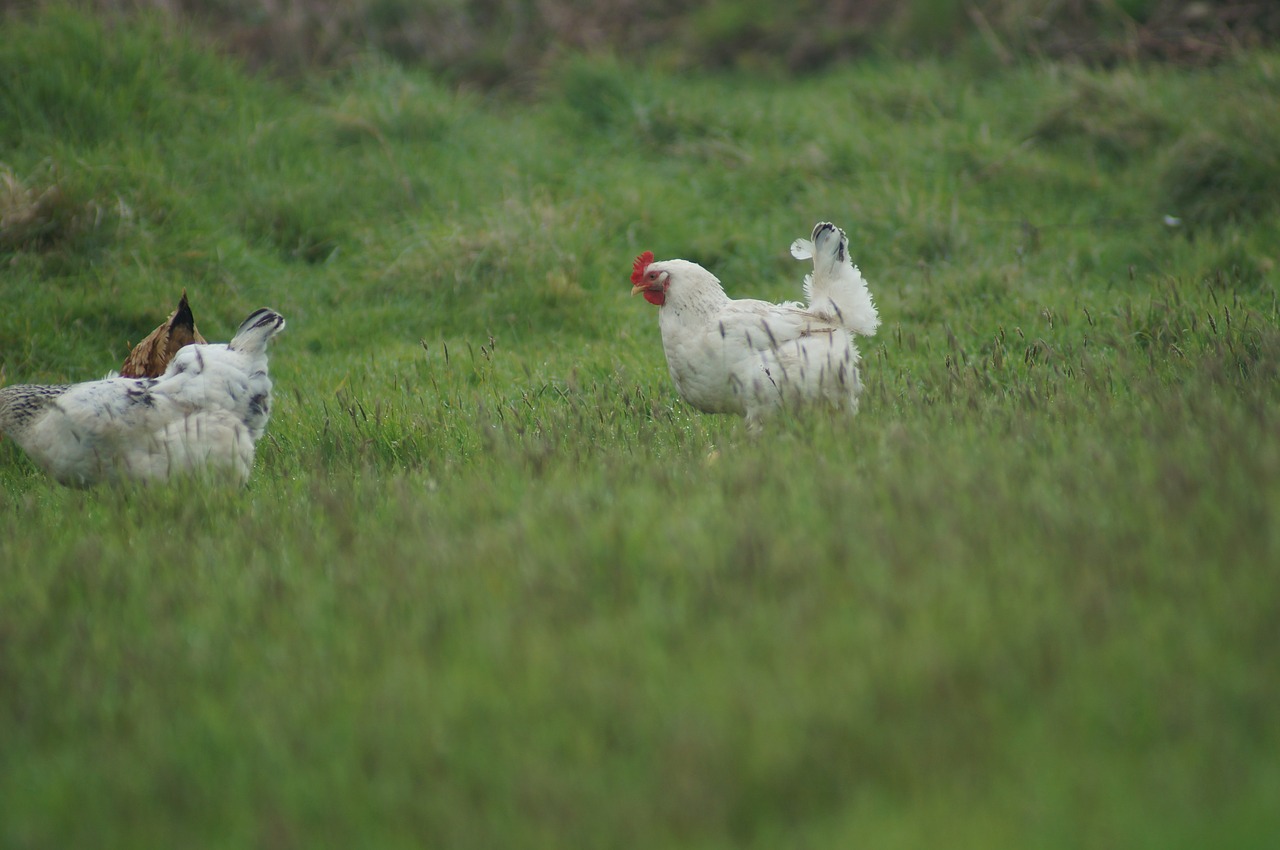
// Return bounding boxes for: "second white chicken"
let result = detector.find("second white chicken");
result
[630,222,879,430]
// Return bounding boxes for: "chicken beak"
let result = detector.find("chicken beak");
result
[632,270,666,297]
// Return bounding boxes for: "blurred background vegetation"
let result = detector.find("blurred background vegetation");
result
[3,0,1279,84]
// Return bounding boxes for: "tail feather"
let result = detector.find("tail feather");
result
[229,309,286,355]
[171,290,199,340]
[120,290,208,378]
[790,238,814,260]
[795,222,879,337]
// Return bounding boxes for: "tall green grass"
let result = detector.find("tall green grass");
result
[2,10,1279,849]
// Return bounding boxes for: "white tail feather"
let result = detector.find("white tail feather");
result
[790,238,814,260]
[794,222,879,337]
[229,309,286,356]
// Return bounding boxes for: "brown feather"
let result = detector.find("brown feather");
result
[119,290,207,378]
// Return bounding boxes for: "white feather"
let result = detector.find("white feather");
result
[789,238,814,260]
[798,222,880,337]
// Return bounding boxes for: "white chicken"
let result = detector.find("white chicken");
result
[630,221,879,431]
[0,308,285,486]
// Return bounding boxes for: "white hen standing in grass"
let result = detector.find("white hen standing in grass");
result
[0,308,285,486]
[630,222,879,431]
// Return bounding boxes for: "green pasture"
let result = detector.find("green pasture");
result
[1,10,1278,849]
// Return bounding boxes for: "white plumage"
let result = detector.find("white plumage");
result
[0,309,285,486]
[630,222,879,431]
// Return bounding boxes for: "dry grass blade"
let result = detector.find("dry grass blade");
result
[0,164,65,249]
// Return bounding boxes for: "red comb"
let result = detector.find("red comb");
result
[631,251,654,285]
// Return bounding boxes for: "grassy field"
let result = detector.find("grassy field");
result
[2,9,1280,849]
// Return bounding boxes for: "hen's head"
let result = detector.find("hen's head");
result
[630,252,724,310]
[630,251,665,306]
